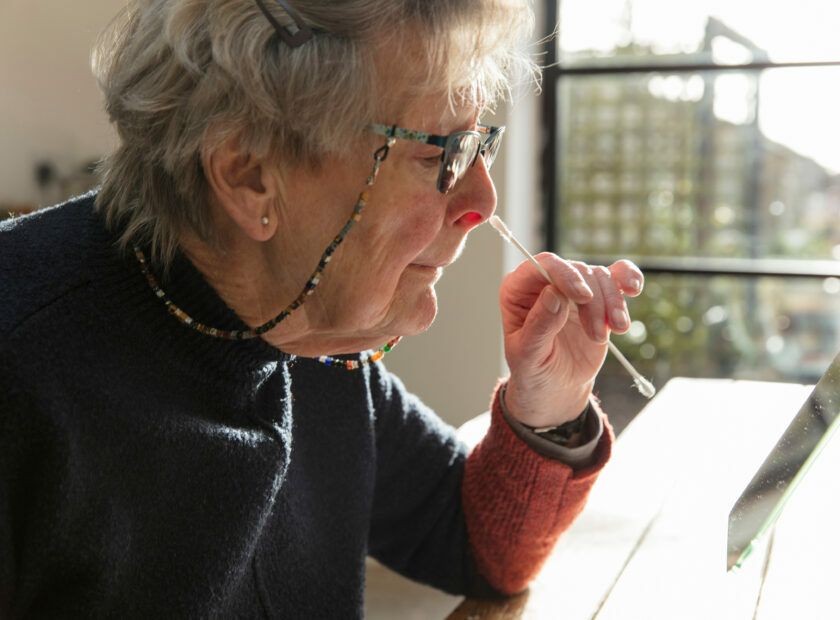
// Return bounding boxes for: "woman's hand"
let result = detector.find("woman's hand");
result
[500,255,644,428]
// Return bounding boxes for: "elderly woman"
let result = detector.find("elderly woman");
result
[0,0,643,616]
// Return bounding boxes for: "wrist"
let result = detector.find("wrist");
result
[505,376,593,427]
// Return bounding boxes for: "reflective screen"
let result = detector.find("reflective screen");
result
[727,351,840,570]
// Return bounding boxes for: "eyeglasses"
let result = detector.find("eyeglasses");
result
[366,123,505,194]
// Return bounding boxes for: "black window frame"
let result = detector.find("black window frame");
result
[540,1,840,281]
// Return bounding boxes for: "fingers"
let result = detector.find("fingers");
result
[515,285,570,360]
[589,265,629,337]
[540,256,636,342]
[499,254,594,332]
[609,259,644,297]
[531,253,595,306]
[501,253,642,344]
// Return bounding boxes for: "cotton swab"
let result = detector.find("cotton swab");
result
[488,215,656,399]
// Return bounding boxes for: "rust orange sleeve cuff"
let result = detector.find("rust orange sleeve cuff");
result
[461,382,613,594]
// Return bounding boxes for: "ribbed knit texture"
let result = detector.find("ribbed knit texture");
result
[0,194,611,616]
[463,383,613,594]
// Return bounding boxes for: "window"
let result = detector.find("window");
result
[543,1,840,427]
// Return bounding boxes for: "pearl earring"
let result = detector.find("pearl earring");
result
[261,216,269,225]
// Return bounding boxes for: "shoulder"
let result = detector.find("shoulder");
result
[287,357,437,428]
[0,192,103,340]
[366,361,461,448]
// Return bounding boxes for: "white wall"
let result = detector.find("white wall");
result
[0,1,542,429]
[0,0,121,206]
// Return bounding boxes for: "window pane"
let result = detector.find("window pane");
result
[557,67,840,261]
[597,274,840,431]
[552,1,840,430]
[557,0,840,66]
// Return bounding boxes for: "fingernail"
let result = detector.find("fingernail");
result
[542,288,562,314]
[629,278,641,292]
[575,282,593,297]
[611,309,629,329]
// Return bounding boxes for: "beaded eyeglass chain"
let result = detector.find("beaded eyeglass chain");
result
[134,134,402,368]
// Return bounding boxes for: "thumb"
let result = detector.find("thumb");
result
[516,286,570,358]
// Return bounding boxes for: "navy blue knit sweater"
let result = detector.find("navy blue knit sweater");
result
[0,194,495,617]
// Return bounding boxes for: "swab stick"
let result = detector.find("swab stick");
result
[489,215,656,399]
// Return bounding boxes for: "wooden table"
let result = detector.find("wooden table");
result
[449,377,840,619]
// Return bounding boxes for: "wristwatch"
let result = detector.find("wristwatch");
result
[520,403,590,447]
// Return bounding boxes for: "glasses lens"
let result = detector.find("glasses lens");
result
[481,128,504,170]
[438,133,481,193]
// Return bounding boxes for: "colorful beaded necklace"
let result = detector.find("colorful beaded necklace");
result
[314,336,402,370]
[134,135,402,369]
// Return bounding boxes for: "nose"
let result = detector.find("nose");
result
[448,156,497,231]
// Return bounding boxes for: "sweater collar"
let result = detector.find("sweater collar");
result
[85,199,294,376]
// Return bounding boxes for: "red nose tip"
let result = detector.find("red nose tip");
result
[461,212,483,229]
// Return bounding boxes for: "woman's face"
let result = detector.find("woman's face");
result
[269,93,497,355]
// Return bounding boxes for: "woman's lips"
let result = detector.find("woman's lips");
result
[407,263,445,279]
[409,252,458,279]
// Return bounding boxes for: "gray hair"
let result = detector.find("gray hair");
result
[92,0,538,267]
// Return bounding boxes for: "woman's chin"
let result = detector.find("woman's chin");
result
[390,287,439,337]
[295,284,439,353]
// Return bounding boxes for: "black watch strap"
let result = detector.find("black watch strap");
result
[521,403,590,447]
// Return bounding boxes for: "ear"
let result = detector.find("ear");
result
[203,137,279,242]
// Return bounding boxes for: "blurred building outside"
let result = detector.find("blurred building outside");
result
[551,13,840,429]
